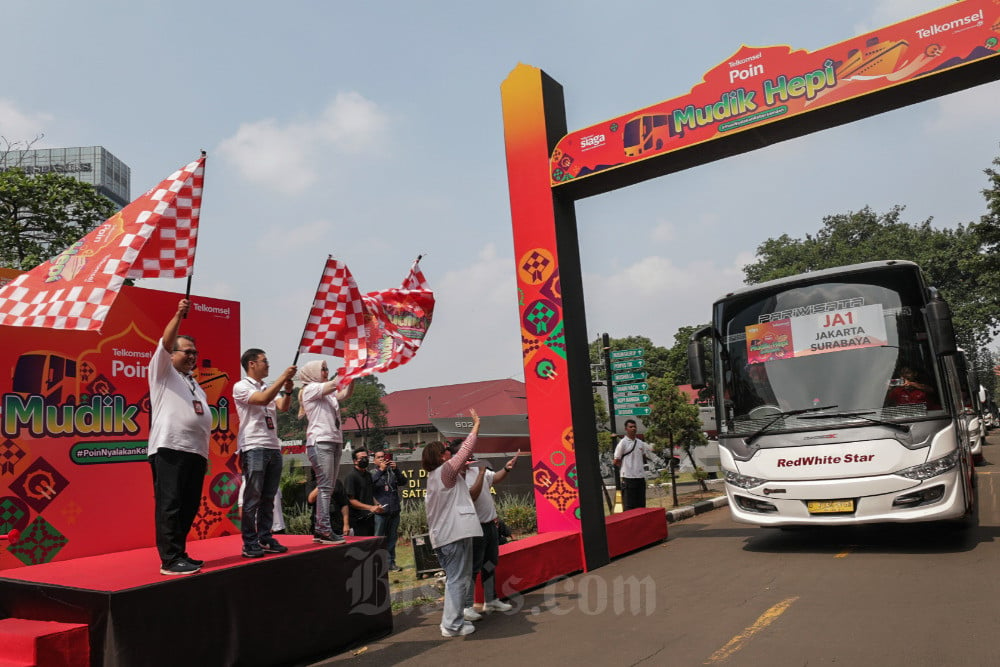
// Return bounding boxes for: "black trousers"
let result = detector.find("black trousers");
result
[621,477,647,511]
[150,448,207,566]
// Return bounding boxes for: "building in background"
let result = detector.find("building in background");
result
[343,378,529,455]
[0,146,130,208]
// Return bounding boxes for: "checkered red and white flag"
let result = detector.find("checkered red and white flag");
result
[297,257,366,358]
[0,155,205,331]
[297,257,434,388]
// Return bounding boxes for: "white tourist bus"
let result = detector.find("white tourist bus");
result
[687,260,976,527]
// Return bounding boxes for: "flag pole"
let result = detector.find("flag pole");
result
[293,255,333,366]
[182,150,207,319]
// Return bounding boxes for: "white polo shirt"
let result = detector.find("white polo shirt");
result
[147,340,212,458]
[233,376,281,451]
[614,436,651,479]
[300,382,343,445]
[465,467,498,523]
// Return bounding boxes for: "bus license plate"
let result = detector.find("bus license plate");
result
[807,499,854,514]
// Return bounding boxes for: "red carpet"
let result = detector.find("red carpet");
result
[0,534,364,591]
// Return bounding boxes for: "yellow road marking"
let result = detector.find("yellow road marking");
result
[835,546,855,558]
[705,596,799,664]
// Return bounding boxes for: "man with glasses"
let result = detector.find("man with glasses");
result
[147,299,212,575]
[233,348,297,558]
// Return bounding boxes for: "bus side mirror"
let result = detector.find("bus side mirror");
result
[688,325,711,390]
[925,298,957,357]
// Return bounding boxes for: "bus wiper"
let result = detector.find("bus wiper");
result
[799,410,910,434]
[746,405,839,445]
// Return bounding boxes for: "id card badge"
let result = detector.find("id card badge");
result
[265,414,275,430]
[192,400,205,415]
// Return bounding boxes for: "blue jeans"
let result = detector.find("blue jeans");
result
[307,443,342,536]
[434,539,473,632]
[240,448,283,548]
[374,511,401,566]
[465,521,500,607]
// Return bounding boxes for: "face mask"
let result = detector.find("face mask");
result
[357,458,369,469]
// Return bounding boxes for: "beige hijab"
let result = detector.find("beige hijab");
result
[296,359,326,384]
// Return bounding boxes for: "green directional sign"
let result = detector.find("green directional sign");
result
[610,348,644,360]
[612,370,648,383]
[616,406,652,416]
[610,358,645,371]
[613,382,649,395]
[613,394,650,405]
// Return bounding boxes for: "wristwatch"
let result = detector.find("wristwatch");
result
[505,465,514,472]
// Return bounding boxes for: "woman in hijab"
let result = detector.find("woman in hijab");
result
[297,360,354,544]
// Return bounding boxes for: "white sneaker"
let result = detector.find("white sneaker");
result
[462,607,483,621]
[484,599,513,612]
[441,622,476,637]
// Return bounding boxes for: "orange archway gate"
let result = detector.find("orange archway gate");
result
[502,2,1000,569]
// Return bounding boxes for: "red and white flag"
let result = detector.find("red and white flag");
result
[297,257,434,388]
[0,155,205,331]
[298,257,366,358]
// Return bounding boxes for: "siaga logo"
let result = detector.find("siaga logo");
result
[579,134,606,151]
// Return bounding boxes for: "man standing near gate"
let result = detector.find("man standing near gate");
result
[613,419,652,511]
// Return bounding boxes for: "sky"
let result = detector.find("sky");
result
[2,0,997,394]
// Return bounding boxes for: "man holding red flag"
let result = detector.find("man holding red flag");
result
[147,299,212,575]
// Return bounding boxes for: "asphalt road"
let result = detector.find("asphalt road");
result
[322,432,1000,666]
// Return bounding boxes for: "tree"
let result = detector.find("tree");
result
[277,390,307,441]
[0,166,119,271]
[644,375,709,500]
[592,389,614,454]
[743,204,993,358]
[340,375,389,451]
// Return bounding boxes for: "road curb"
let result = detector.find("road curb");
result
[666,495,729,523]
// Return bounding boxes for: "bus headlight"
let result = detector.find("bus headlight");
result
[895,450,960,481]
[726,471,767,489]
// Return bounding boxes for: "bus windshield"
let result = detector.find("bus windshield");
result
[717,269,946,437]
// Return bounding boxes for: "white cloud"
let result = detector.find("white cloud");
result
[216,92,390,195]
[926,85,1000,135]
[650,219,675,242]
[0,100,53,146]
[256,218,332,254]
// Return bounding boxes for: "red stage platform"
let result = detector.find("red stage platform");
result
[0,535,392,666]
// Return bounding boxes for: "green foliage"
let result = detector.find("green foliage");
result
[644,375,707,458]
[0,167,118,270]
[495,493,537,535]
[399,498,428,540]
[282,502,314,536]
[277,389,307,440]
[341,375,389,450]
[279,461,310,507]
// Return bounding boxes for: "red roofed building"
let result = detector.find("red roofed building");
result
[343,379,529,454]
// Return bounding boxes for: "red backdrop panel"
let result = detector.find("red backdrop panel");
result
[0,280,241,569]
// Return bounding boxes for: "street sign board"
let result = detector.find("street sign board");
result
[610,348,644,360]
[610,358,645,371]
[612,370,648,383]
[613,394,650,405]
[613,382,648,395]
[615,407,651,416]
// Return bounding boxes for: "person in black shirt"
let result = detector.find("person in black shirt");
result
[345,449,383,536]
